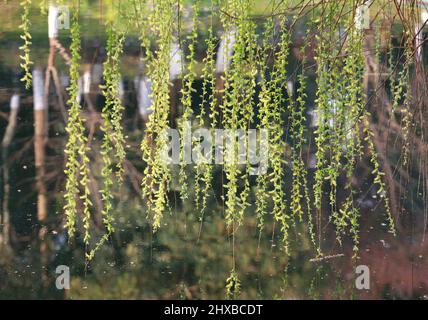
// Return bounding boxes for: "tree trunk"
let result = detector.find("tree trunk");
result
[1,94,20,247]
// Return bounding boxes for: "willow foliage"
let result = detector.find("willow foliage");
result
[179,1,199,202]
[220,0,258,228]
[17,0,422,296]
[94,24,126,259]
[194,16,217,219]
[140,0,175,231]
[63,5,93,251]
[19,0,33,89]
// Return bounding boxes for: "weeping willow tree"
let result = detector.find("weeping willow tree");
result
[16,0,428,297]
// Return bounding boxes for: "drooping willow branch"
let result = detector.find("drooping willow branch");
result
[220,0,259,299]
[194,7,217,218]
[19,0,33,89]
[63,5,93,252]
[12,1,420,290]
[92,23,126,261]
[290,45,317,253]
[140,0,175,231]
[179,1,199,202]
[220,0,258,228]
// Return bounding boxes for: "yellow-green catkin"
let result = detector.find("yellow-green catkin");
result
[269,15,291,254]
[290,45,317,252]
[179,1,199,202]
[91,23,126,260]
[225,269,240,300]
[141,0,175,231]
[63,5,93,251]
[341,5,366,256]
[255,17,274,233]
[363,116,397,236]
[313,1,342,253]
[392,33,413,167]
[195,1,217,218]
[255,6,291,253]
[19,0,33,89]
[221,0,257,227]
